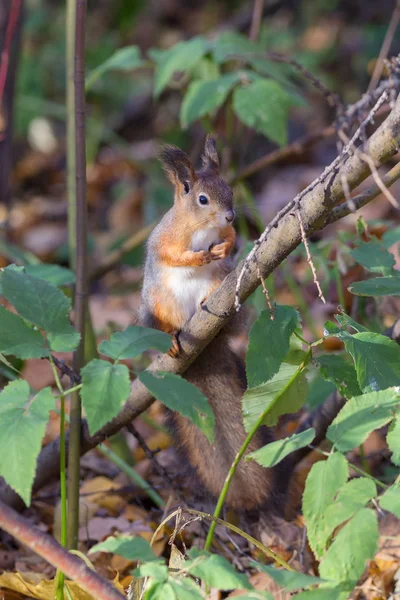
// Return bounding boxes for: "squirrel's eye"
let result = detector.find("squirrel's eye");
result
[198,195,209,206]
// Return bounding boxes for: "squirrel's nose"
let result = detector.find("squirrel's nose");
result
[226,210,235,223]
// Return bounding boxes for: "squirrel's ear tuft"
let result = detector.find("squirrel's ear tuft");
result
[159,145,196,191]
[201,134,220,174]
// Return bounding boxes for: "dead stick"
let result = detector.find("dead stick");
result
[0,499,125,600]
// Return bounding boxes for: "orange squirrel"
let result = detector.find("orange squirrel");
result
[140,136,291,514]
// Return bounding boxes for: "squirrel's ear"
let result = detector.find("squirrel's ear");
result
[159,145,196,192]
[201,134,220,174]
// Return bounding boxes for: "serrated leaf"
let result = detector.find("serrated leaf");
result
[187,549,251,590]
[1,267,80,352]
[151,37,208,97]
[233,79,292,146]
[0,305,48,358]
[338,331,400,392]
[81,359,131,434]
[247,428,315,467]
[0,381,55,505]
[319,509,378,585]
[99,326,172,360]
[246,306,300,387]
[334,313,368,333]
[349,276,400,297]
[242,358,308,432]
[327,388,400,452]
[86,46,145,90]
[350,239,395,275]
[387,417,400,465]
[251,563,325,591]
[379,484,400,518]
[303,453,348,559]
[317,354,361,399]
[181,72,242,128]
[321,478,377,552]
[139,371,214,443]
[25,264,76,287]
[89,535,158,562]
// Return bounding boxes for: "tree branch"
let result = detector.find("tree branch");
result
[1,91,400,511]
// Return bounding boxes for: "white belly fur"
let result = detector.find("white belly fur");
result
[164,228,222,323]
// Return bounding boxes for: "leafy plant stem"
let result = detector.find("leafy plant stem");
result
[49,357,67,600]
[67,0,88,551]
[204,350,312,551]
[66,0,77,269]
[359,443,370,475]
[56,384,82,398]
[333,262,346,309]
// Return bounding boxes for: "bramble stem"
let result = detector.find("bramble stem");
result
[204,349,312,550]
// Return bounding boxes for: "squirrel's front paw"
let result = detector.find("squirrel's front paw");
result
[168,332,183,358]
[195,250,212,265]
[210,242,230,260]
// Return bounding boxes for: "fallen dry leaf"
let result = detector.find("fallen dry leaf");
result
[0,571,94,600]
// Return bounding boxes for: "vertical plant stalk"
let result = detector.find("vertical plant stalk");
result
[204,349,312,551]
[49,357,67,600]
[0,0,23,227]
[66,0,76,269]
[67,0,88,551]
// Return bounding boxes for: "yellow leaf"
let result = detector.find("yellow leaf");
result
[80,476,125,513]
[0,571,94,600]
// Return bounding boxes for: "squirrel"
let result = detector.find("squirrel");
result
[139,135,291,515]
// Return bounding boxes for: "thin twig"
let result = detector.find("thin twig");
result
[296,209,326,303]
[368,0,400,92]
[249,0,264,41]
[234,90,389,311]
[326,160,400,224]
[0,0,22,110]
[256,263,274,315]
[0,499,125,600]
[68,0,88,551]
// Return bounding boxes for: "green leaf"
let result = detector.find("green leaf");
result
[1,267,80,352]
[247,428,315,468]
[86,46,145,90]
[233,79,292,146]
[379,484,400,518]
[0,305,48,359]
[134,562,169,581]
[303,452,348,559]
[151,37,208,97]
[317,354,361,399]
[181,72,241,128]
[242,357,308,432]
[319,509,378,585]
[338,330,400,392]
[321,478,377,551]
[81,360,131,434]
[387,417,400,465]
[228,594,272,600]
[334,313,368,333]
[350,239,395,275]
[212,31,260,63]
[327,388,400,452]
[139,371,214,443]
[89,535,158,562]
[0,381,55,505]
[293,586,353,600]
[99,326,172,360]
[251,563,324,591]
[349,276,400,297]
[187,549,251,591]
[24,264,76,287]
[169,578,204,600]
[246,306,300,387]
[143,581,172,600]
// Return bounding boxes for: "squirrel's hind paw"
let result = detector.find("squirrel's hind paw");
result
[168,332,183,358]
